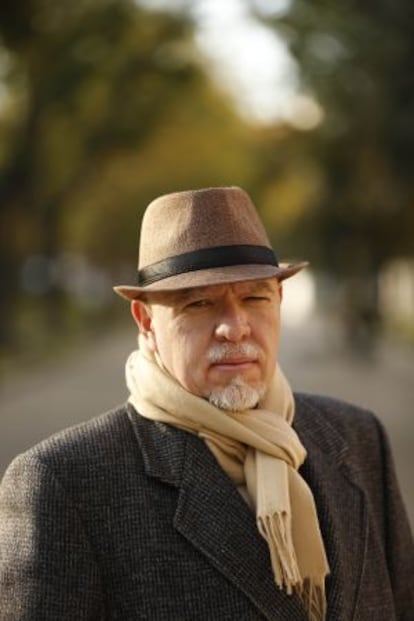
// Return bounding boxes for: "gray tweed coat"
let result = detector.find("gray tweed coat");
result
[0,393,413,620]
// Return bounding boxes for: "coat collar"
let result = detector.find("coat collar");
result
[127,394,368,620]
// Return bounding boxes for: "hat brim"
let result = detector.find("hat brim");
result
[113,261,308,301]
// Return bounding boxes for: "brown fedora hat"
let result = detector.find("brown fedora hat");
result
[114,186,308,300]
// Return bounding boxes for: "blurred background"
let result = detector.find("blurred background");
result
[0,0,413,527]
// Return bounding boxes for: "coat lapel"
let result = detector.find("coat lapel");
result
[128,396,370,620]
[128,405,307,620]
[174,431,307,620]
[294,394,369,620]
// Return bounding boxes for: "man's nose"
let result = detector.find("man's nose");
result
[214,301,251,342]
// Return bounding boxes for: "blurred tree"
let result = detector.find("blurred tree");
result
[60,66,255,270]
[252,0,414,347]
[0,0,254,354]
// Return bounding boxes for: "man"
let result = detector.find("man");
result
[0,186,413,620]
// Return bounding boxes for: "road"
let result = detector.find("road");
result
[1,313,413,529]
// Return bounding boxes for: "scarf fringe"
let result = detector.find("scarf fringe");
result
[257,512,301,593]
[297,577,327,621]
[258,514,327,621]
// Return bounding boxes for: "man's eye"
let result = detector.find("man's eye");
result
[186,299,211,309]
[244,296,268,302]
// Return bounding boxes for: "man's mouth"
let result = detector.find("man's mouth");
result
[210,357,258,371]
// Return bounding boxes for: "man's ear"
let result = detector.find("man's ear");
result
[131,299,158,352]
[278,283,283,303]
[131,300,152,334]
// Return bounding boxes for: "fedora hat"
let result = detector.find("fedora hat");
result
[114,186,307,300]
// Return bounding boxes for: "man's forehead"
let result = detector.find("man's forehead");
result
[149,278,278,305]
[187,279,277,296]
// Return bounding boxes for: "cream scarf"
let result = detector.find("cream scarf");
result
[126,341,329,620]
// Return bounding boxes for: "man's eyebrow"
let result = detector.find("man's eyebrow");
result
[176,287,210,301]
[149,287,208,305]
[178,281,275,300]
[148,280,276,305]
[243,280,275,294]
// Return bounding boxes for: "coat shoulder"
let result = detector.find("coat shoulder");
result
[292,391,389,469]
[2,404,136,486]
[294,391,382,437]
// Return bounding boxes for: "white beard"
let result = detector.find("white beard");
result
[208,376,266,412]
[206,343,266,412]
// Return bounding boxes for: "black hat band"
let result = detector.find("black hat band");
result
[137,244,278,287]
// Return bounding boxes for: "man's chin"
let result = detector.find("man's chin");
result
[207,378,266,412]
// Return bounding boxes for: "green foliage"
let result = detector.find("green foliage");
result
[255,0,414,275]
[4,0,412,356]
[0,0,256,352]
[61,80,254,266]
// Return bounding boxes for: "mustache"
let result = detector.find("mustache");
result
[207,342,260,363]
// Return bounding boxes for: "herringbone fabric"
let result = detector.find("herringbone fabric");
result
[0,394,413,620]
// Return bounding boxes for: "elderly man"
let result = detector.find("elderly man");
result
[0,187,413,620]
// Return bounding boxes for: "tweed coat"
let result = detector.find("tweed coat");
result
[0,393,413,620]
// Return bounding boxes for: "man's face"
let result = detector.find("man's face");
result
[132,278,282,411]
